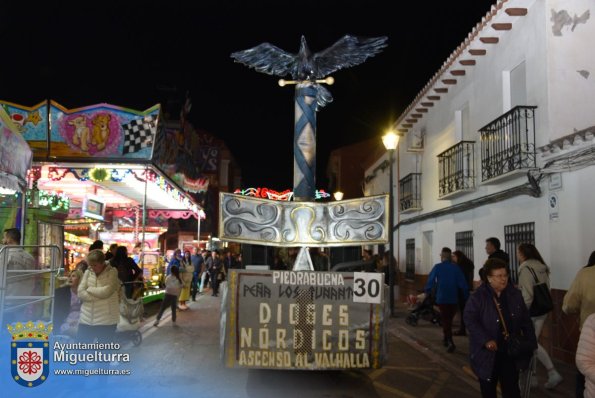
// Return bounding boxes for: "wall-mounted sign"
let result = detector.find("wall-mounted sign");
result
[549,173,562,191]
[548,192,559,221]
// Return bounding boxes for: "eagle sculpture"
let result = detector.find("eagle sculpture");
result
[231,35,388,106]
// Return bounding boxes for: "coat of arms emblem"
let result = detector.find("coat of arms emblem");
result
[7,321,52,387]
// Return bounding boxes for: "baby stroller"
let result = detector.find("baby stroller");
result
[405,292,441,327]
[116,281,144,346]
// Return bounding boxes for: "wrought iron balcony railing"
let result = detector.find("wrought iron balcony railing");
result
[399,173,422,212]
[479,106,537,181]
[437,141,476,198]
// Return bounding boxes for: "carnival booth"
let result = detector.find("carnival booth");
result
[2,100,203,303]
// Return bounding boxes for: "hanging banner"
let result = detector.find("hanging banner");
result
[221,269,388,370]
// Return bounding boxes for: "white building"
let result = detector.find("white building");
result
[364,0,595,360]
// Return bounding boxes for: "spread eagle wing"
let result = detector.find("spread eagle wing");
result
[312,35,388,79]
[230,42,297,78]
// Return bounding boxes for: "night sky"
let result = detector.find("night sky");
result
[0,1,495,190]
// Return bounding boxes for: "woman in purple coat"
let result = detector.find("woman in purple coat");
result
[464,258,537,398]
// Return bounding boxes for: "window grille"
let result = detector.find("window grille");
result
[437,141,475,198]
[504,222,535,284]
[479,106,537,181]
[399,173,422,212]
[455,231,474,262]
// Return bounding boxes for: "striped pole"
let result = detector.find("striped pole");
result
[293,82,318,201]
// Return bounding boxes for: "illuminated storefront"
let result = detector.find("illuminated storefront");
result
[3,100,203,272]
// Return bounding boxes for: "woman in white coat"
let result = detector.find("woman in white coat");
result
[77,249,121,343]
[577,313,595,398]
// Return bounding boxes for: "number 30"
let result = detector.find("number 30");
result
[353,278,380,298]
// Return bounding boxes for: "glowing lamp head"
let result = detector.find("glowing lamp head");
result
[382,131,399,151]
[333,191,344,201]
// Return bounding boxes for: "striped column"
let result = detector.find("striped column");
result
[293,83,318,201]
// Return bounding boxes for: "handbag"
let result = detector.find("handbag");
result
[493,297,534,359]
[526,267,553,317]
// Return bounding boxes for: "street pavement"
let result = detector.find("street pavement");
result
[119,286,576,398]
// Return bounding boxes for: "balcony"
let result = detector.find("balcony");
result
[438,141,476,199]
[399,173,422,213]
[479,106,537,182]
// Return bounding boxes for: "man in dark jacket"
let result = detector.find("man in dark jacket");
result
[190,247,204,301]
[424,247,469,353]
[486,237,510,264]
[480,237,511,283]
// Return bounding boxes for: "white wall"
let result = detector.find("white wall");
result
[398,0,550,220]
[546,0,595,139]
[545,164,595,288]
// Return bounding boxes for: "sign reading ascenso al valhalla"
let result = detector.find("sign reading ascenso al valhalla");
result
[221,270,388,370]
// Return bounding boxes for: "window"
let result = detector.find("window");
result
[505,61,527,112]
[399,173,422,212]
[455,231,474,262]
[455,104,470,141]
[405,239,415,280]
[504,222,535,284]
[479,106,537,181]
[438,141,476,198]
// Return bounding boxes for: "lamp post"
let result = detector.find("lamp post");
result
[382,131,399,317]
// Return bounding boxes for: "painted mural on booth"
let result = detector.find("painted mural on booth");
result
[0,100,162,161]
[50,102,160,159]
[1,101,48,141]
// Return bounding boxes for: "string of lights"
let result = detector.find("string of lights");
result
[44,166,198,213]
[233,187,330,201]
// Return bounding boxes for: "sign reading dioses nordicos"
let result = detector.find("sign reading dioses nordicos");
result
[221,270,388,370]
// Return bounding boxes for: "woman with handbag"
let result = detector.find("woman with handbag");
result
[464,258,537,398]
[517,243,563,389]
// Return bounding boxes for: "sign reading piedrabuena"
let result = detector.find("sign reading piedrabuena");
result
[221,270,388,370]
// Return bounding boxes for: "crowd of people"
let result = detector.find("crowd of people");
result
[419,236,595,397]
[50,239,244,341]
[3,226,594,396]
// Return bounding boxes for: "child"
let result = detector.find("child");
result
[154,266,182,326]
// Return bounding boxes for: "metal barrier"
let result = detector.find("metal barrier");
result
[0,245,62,328]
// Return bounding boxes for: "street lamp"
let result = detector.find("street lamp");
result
[382,131,399,317]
